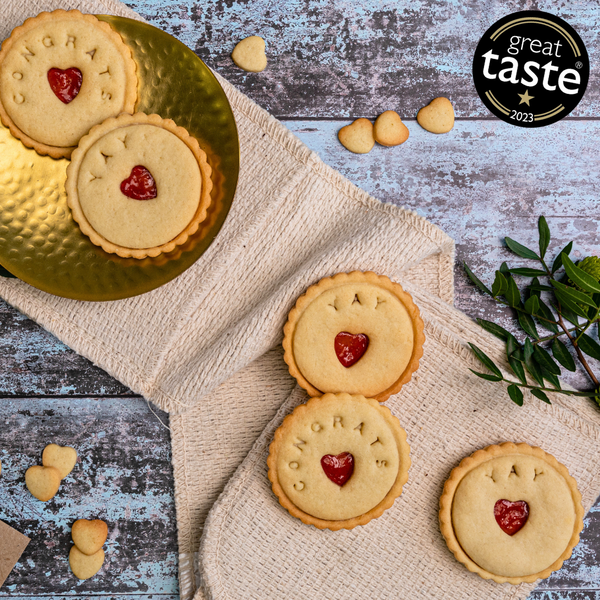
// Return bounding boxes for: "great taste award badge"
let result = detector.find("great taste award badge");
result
[473,11,589,127]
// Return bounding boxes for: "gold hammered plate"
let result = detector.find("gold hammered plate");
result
[0,16,239,301]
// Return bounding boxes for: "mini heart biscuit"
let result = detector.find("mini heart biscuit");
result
[72,519,108,556]
[69,546,105,580]
[42,444,77,479]
[417,97,455,134]
[25,465,61,502]
[338,118,375,154]
[374,111,409,147]
[231,36,267,72]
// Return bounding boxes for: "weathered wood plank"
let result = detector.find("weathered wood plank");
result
[125,0,600,119]
[0,397,178,596]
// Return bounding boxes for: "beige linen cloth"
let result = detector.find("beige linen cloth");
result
[4,2,600,600]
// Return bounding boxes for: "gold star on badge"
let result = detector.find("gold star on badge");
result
[518,90,534,106]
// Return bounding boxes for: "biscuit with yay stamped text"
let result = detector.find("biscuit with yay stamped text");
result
[268,393,411,530]
[69,545,105,580]
[0,10,137,158]
[72,519,108,556]
[42,444,77,479]
[417,97,455,133]
[373,110,409,147]
[338,118,375,154]
[25,465,61,501]
[284,271,424,402]
[231,36,267,72]
[439,442,584,584]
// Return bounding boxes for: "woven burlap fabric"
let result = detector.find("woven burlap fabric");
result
[3,3,600,600]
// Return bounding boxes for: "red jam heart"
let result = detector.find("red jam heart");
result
[494,499,529,536]
[120,166,158,200]
[335,332,369,368]
[47,68,83,104]
[321,452,354,486]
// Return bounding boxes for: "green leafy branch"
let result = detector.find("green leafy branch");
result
[464,216,600,407]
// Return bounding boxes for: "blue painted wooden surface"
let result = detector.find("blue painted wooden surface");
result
[1,0,600,598]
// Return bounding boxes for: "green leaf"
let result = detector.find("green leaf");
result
[469,369,503,382]
[541,368,561,390]
[528,283,553,292]
[529,277,542,298]
[507,383,524,406]
[551,280,598,307]
[577,334,600,361]
[524,339,544,386]
[491,271,508,297]
[468,343,503,378]
[554,290,594,319]
[531,388,551,404]
[524,295,540,315]
[517,309,539,340]
[551,338,576,372]
[476,319,511,341]
[504,275,521,308]
[551,241,573,273]
[535,299,559,333]
[533,345,561,375]
[562,253,600,294]
[538,216,550,259]
[505,237,540,260]
[558,304,582,326]
[509,268,547,277]
[506,337,527,384]
[464,263,492,296]
[500,262,510,275]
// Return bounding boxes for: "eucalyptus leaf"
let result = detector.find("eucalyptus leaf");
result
[507,383,524,406]
[533,345,561,375]
[476,319,511,341]
[551,241,573,273]
[468,343,503,378]
[577,334,600,361]
[517,309,539,339]
[464,263,492,296]
[491,271,508,297]
[562,253,600,294]
[469,369,504,382]
[505,237,540,261]
[504,275,521,308]
[509,268,547,277]
[551,280,598,307]
[524,295,540,315]
[535,299,559,333]
[538,216,550,259]
[552,338,576,372]
[558,303,582,326]
[553,290,594,319]
[507,351,527,384]
[528,283,553,292]
[541,368,561,390]
[524,339,544,386]
[531,388,551,404]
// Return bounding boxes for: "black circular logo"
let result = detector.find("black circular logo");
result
[473,11,589,127]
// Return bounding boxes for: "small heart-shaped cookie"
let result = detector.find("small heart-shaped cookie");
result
[417,97,455,134]
[72,519,108,556]
[42,444,77,479]
[232,36,267,72]
[338,118,375,154]
[69,546,105,580]
[374,111,409,147]
[25,465,61,501]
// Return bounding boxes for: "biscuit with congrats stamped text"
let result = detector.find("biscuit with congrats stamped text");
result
[25,465,62,501]
[338,118,375,154]
[283,271,424,402]
[373,110,409,146]
[231,36,267,72]
[0,10,137,158]
[69,546,105,580]
[268,393,411,530]
[439,442,584,584]
[72,519,108,556]
[42,444,77,479]
[417,97,454,133]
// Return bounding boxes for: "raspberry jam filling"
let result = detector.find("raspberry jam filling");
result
[120,166,158,200]
[47,68,83,104]
[494,499,529,535]
[321,452,354,486]
[334,332,369,368]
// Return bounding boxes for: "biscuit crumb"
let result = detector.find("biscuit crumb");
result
[231,36,267,72]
